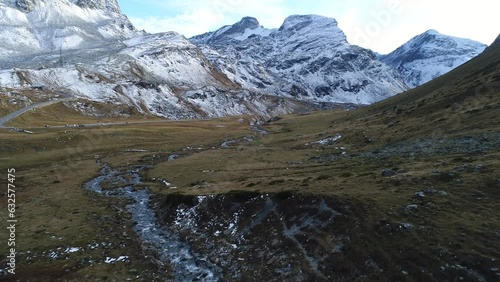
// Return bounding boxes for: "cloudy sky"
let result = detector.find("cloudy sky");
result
[118,0,499,54]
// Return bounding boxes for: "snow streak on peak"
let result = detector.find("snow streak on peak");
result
[279,14,339,32]
[424,29,439,35]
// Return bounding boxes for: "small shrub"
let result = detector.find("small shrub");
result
[340,172,353,178]
[317,175,331,180]
[269,179,286,185]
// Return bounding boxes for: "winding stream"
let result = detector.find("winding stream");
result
[84,165,222,281]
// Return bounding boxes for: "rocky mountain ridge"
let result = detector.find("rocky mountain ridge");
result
[0,1,489,119]
[192,15,408,105]
[0,1,309,119]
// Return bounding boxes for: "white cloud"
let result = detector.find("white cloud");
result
[127,0,500,53]
[130,0,289,36]
[337,0,500,53]
[130,9,223,35]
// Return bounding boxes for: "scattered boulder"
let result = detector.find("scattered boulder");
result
[474,164,485,172]
[414,192,425,198]
[382,169,396,177]
[438,191,449,196]
[406,204,418,210]
[400,223,413,230]
[267,116,282,123]
[167,154,180,161]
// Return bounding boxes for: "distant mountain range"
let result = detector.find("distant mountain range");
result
[191,15,407,105]
[0,1,489,119]
[191,16,486,101]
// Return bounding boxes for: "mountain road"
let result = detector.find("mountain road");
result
[0,98,77,127]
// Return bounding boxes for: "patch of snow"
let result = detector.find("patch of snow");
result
[232,26,272,41]
[48,251,58,259]
[105,256,129,264]
[65,247,80,253]
[307,134,342,146]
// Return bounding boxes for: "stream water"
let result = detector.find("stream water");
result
[84,165,221,281]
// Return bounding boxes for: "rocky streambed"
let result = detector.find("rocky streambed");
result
[85,165,222,281]
[156,192,355,281]
[84,164,369,281]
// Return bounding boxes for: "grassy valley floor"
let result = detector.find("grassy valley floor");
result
[0,104,498,281]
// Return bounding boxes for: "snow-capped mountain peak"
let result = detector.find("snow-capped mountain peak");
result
[424,29,439,35]
[0,2,487,120]
[191,15,407,105]
[0,3,308,120]
[381,30,487,87]
[191,16,272,44]
[275,14,348,53]
[229,16,260,32]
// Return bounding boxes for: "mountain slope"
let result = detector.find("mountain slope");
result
[0,1,311,119]
[192,15,408,105]
[346,32,499,145]
[0,32,309,119]
[147,36,500,281]
[381,30,487,88]
[484,33,500,53]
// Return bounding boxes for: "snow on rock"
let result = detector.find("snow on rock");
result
[309,134,342,146]
[65,247,81,253]
[191,15,408,105]
[0,0,488,119]
[191,17,273,44]
[0,28,306,119]
[381,30,487,87]
[105,256,129,264]
[0,2,308,120]
[0,3,485,119]
[0,0,138,59]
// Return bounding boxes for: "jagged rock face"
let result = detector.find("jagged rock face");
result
[223,16,260,36]
[381,30,487,87]
[191,15,408,104]
[76,0,121,14]
[191,16,272,45]
[15,0,37,12]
